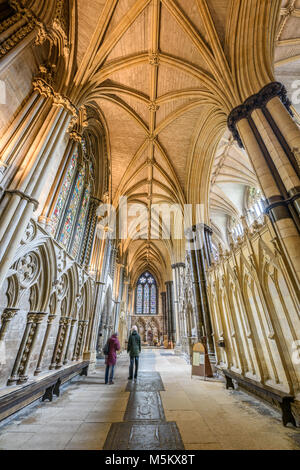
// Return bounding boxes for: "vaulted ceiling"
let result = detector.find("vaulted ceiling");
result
[72,0,300,284]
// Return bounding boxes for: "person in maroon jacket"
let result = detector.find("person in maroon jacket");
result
[105,333,120,385]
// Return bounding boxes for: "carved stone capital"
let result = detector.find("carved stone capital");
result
[5,189,39,211]
[1,307,19,321]
[27,312,47,323]
[228,82,293,148]
[47,314,57,324]
[32,77,78,118]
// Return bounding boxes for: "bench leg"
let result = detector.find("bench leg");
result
[80,366,88,377]
[225,375,235,390]
[42,385,54,402]
[53,378,61,398]
[280,400,296,427]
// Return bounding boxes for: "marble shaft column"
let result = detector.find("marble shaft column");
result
[114,266,124,332]
[171,263,184,345]
[34,313,56,375]
[188,242,204,339]
[194,227,215,356]
[161,292,167,338]
[165,281,175,343]
[50,316,67,370]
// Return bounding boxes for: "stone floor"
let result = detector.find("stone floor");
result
[0,349,300,450]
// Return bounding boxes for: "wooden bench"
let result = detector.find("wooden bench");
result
[218,368,296,428]
[0,361,89,422]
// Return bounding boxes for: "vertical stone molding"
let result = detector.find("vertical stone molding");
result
[161,292,167,338]
[34,314,56,375]
[165,281,175,344]
[194,228,215,359]
[188,244,204,339]
[171,263,185,346]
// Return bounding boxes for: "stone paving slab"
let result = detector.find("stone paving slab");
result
[103,421,184,450]
[125,371,165,392]
[124,391,165,421]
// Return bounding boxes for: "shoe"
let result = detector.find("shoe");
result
[128,377,133,380]
[109,381,114,384]
[134,376,137,379]
[105,382,108,385]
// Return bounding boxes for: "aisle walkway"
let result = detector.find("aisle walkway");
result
[0,350,299,450]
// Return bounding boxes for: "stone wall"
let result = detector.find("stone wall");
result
[0,219,96,389]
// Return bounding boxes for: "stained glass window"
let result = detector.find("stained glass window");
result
[144,284,150,314]
[59,165,85,249]
[51,133,96,265]
[150,284,156,314]
[51,152,77,236]
[71,184,91,259]
[135,272,157,315]
[136,284,143,314]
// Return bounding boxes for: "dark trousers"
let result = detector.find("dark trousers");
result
[129,356,139,379]
[105,365,115,383]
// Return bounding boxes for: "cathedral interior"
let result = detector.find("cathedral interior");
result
[0,0,300,451]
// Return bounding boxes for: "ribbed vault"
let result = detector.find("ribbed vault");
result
[72,0,300,280]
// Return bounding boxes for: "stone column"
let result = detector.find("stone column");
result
[171,263,185,345]
[88,281,105,360]
[194,227,215,357]
[0,307,19,341]
[161,292,167,337]
[114,264,124,332]
[188,244,204,339]
[228,82,300,285]
[34,314,56,375]
[165,281,175,344]
[87,226,109,361]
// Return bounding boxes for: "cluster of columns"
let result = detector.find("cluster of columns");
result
[186,225,215,358]
[228,82,300,287]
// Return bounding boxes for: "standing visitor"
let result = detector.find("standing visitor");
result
[105,333,120,385]
[127,325,141,380]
